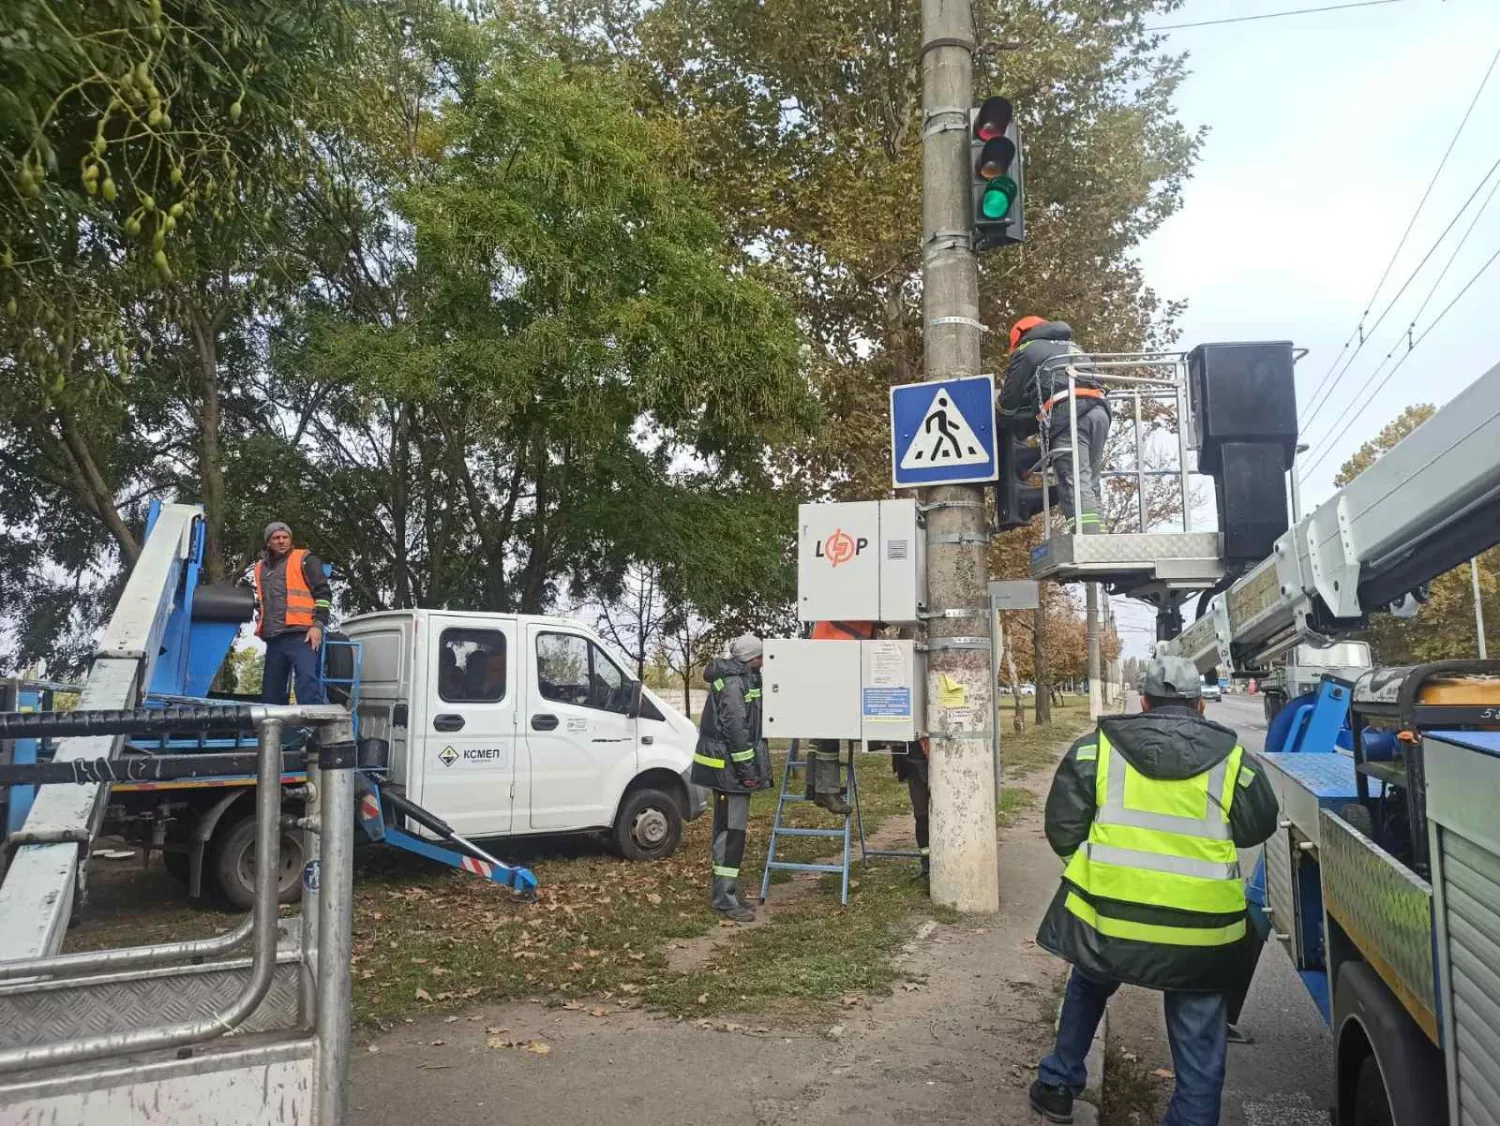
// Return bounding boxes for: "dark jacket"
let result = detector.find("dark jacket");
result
[1035,705,1280,993]
[1000,320,1101,429]
[691,658,771,794]
[255,548,333,637]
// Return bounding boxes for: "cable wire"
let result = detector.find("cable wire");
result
[1147,0,1406,32]
[1301,152,1500,446]
[1302,161,1500,458]
[1299,46,1500,429]
[1300,241,1500,481]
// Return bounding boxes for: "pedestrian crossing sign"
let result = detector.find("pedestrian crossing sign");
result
[889,374,998,489]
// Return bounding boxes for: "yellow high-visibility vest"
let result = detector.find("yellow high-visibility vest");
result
[1062,730,1252,947]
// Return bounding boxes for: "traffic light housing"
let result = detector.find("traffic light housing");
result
[996,429,1045,530]
[970,96,1024,251]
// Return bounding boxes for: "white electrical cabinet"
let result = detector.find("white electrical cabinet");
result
[797,500,924,624]
[763,638,924,743]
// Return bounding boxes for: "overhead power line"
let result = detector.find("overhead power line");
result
[1301,152,1500,442]
[1300,241,1500,481]
[1300,45,1500,430]
[1147,0,1406,32]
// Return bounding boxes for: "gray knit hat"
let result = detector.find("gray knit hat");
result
[729,633,764,663]
[264,521,292,544]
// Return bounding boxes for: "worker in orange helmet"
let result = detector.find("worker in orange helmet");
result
[999,316,1111,534]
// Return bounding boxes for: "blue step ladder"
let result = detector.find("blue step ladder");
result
[758,740,923,906]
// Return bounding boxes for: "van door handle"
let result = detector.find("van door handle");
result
[433,714,465,732]
[641,735,654,745]
[531,714,559,731]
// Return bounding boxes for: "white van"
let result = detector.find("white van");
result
[342,610,707,860]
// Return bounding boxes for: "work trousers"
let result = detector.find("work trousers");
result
[1048,398,1110,530]
[710,790,751,879]
[1040,967,1227,1126]
[263,630,326,706]
[905,756,930,858]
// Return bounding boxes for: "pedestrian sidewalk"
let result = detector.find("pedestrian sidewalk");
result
[353,738,1092,1126]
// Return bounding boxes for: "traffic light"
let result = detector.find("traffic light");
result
[970,96,1024,251]
[996,430,1045,530]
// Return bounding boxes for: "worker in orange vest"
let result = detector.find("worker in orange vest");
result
[253,522,334,706]
[806,620,879,814]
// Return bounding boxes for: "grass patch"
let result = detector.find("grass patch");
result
[1100,1044,1162,1125]
[996,786,1037,828]
[998,696,1097,779]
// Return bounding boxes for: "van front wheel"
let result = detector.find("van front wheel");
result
[613,788,684,861]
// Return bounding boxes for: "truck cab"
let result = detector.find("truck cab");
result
[343,610,707,860]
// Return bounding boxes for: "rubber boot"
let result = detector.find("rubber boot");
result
[711,875,755,923]
[812,756,851,816]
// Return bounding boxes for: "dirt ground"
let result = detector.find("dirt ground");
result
[351,762,1086,1126]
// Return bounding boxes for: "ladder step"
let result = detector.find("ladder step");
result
[771,827,847,839]
[864,847,924,860]
[768,860,845,874]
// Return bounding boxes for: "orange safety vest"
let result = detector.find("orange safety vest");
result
[810,620,876,641]
[253,548,317,637]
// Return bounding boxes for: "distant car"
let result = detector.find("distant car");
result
[1201,681,1222,701]
[1019,682,1037,697]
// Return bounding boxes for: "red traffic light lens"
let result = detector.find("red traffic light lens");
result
[974,95,1013,142]
[977,136,1016,180]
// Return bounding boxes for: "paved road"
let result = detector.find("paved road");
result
[1108,694,1332,1124]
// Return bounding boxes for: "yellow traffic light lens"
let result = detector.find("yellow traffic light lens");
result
[977,136,1016,180]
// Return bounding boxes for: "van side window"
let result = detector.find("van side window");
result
[537,633,632,714]
[437,629,506,703]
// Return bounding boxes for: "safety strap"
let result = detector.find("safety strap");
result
[1038,386,1106,422]
[1065,892,1246,948]
[713,865,739,878]
[1080,841,1240,881]
[694,753,726,769]
[730,749,757,762]
[745,688,762,701]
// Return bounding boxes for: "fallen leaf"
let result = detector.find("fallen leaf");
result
[429,1039,446,1046]
[825,1024,846,1041]
[444,1016,460,1024]
[563,1000,585,1011]
[524,1041,552,1056]
[646,893,662,905]
[840,994,863,1007]
[485,1026,510,1035]
[696,993,709,1005]
[722,1022,745,1032]
[1152,1068,1174,1079]
[628,952,645,961]
[901,982,922,992]
[414,988,432,1002]
[431,966,450,977]
[486,1036,517,1050]
[589,1008,610,1018]
[367,1045,381,1054]
[567,962,585,972]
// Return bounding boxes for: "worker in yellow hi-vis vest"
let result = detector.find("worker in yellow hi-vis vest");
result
[1029,655,1278,1126]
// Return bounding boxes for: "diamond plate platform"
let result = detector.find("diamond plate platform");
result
[1321,808,1437,1040]
[1258,751,1359,847]
[0,949,302,1047]
[1029,531,1223,595]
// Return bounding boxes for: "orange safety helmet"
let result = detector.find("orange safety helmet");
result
[1009,315,1047,351]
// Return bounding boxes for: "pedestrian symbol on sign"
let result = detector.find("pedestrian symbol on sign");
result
[898,389,988,471]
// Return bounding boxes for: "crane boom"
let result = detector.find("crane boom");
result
[1170,360,1500,673]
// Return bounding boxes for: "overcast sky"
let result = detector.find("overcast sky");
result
[1111,0,1500,656]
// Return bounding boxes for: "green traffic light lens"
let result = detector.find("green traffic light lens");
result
[981,177,1016,220]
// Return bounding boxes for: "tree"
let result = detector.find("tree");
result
[1335,404,1497,663]
[591,565,671,681]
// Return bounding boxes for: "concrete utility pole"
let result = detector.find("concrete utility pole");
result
[920,0,999,913]
[1086,583,1102,719]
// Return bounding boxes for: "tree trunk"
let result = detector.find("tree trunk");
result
[1033,603,1052,725]
[55,409,140,564]
[1002,622,1025,732]
[189,308,227,583]
[681,630,693,714]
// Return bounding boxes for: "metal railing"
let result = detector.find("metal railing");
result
[0,704,355,1125]
[1022,351,1194,539]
